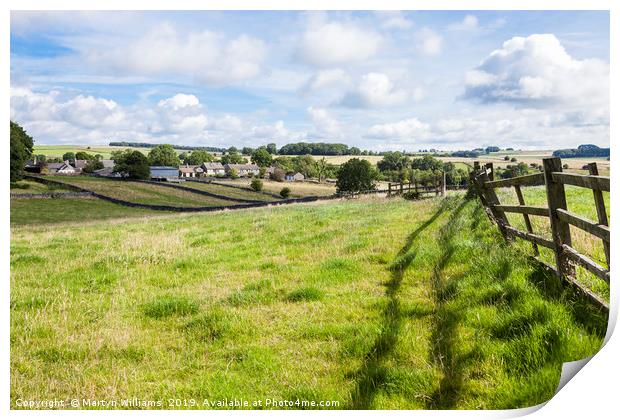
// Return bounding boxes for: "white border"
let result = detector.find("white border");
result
[3,1,617,418]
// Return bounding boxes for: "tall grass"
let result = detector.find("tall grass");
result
[10,195,606,409]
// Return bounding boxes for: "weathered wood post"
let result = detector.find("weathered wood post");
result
[442,171,446,196]
[475,169,511,241]
[587,162,610,267]
[485,162,494,181]
[473,161,480,171]
[388,182,392,197]
[543,157,575,279]
[400,182,404,195]
[414,178,418,195]
[514,184,539,256]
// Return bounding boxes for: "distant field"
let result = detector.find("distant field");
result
[44,176,245,207]
[183,181,280,202]
[218,179,337,197]
[34,145,186,159]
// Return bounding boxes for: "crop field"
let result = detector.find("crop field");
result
[43,176,246,207]
[10,194,606,409]
[217,179,337,197]
[182,181,280,202]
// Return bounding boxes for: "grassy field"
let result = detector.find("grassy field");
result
[10,194,606,409]
[217,179,337,198]
[182,181,280,202]
[10,180,71,194]
[11,197,173,227]
[44,176,246,207]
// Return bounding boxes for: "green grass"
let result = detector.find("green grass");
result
[217,179,336,197]
[10,180,71,194]
[182,181,280,202]
[44,176,245,207]
[10,195,606,409]
[11,197,173,226]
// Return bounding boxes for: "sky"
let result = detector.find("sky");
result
[9,10,610,151]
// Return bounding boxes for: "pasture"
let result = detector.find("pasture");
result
[10,194,606,409]
[217,179,337,197]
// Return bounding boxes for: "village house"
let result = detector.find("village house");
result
[285,171,305,182]
[71,159,88,173]
[224,163,260,177]
[179,165,204,178]
[45,161,77,175]
[201,162,226,176]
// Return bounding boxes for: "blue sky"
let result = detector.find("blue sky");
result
[10,10,610,150]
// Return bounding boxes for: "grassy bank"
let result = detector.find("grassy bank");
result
[10,195,606,409]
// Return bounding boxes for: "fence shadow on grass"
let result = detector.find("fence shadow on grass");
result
[348,198,450,409]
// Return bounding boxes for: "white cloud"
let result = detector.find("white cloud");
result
[339,73,412,108]
[298,19,382,67]
[366,118,431,140]
[157,93,200,110]
[307,107,342,138]
[83,24,267,85]
[299,69,351,95]
[375,11,413,29]
[415,27,443,56]
[463,34,609,106]
[449,15,479,31]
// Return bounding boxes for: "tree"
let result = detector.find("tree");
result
[485,146,500,153]
[242,147,254,155]
[186,150,214,165]
[510,157,518,162]
[336,158,378,193]
[504,156,510,161]
[266,143,277,154]
[83,160,104,173]
[62,152,76,161]
[315,157,328,182]
[411,155,443,172]
[75,151,94,160]
[10,121,34,183]
[228,168,239,179]
[221,151,246,164]
[250,178,263,191]
[271,168,286,182]
[148,144,180,166]
[113,150,150,179]
[377,152,410,172]
[251,147,273,167]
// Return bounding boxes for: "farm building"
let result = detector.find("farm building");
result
[225,163,260,177]
[150,166,179,181]
[71,160,88,172]
[45,162,76,175]
[179,165,204,178]
[101,159,115,168]
[285,172,305,182]
[201,162,226,176]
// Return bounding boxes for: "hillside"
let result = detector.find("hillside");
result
[10,195,605,409]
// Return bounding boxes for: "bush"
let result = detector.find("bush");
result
[336,158,379,193]
[402,191,420,200]
[12,182,31,190]
[250,178,263,191]
[510,157,518,162]
[504,156,510,161]
[280,187,291,198]
[563,164,569,169]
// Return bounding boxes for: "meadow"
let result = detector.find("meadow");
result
[44,176,247,207]
[218,179,337,197]
[10,193,607,409]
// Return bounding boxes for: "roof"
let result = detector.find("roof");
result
[202,162,225,169]
[149,166,178,170]
[46,162,69,170]
[73,159,88,169]
[179,165,203,173]
[225,164,260,170]
[101,159,114,168]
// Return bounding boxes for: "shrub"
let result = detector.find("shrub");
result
[510,157,518,162]
[402,191,420,200]
[280,187,291,198]
[562,164,569,169]
[271,168,285,182]
[250,178,263,191]
[229,168,239,179]
[504,156,510,161]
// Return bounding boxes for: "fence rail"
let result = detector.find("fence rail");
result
[469,157,610,312]
[388,172,447,197]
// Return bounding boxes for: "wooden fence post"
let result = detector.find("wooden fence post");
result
[587,162,610,267]
[414,178,418,195]
[485,162,494,181]
[400,182,404,195]
[543,157,575,279]
[475,170,511,241]
[442,171,446,196]
[388,182,392,197]
[514,184,539,256]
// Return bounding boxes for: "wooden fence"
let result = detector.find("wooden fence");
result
[388,172,447,197]
[469,157,610,312]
